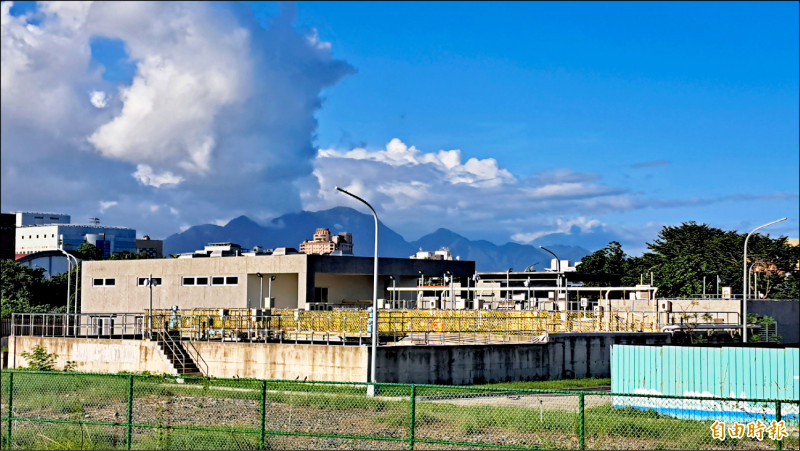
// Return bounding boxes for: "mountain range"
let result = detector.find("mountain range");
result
[163,207,603,271]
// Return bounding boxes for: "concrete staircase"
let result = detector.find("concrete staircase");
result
[153,330,203,376]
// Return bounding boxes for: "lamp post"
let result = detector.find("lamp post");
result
[418,270,423,308]
[444,271,452,309]
[742,218,786,342]
[506,268,512,303]
[58,249,76,336]
[268,275,276,306]
[144,274,159,339]
[336,186,379,391]
[256,273,263,309]
[472,274,480,309]
[388,275,395,309]
[540,246,561,305]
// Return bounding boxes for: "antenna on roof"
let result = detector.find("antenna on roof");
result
[89,217,100,226]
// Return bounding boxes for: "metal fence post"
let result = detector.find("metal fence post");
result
[5,372,12,450]
[578,393,585,450]
[260,380,267,450]
[775,401,782,451]
[408,385,416,450]
[126,374,134,450]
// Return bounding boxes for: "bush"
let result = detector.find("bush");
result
[20,344,58,371]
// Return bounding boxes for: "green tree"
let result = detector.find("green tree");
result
[579,241,627,286]
[76,242,103,260]
[1,260,67,318]
[579,222,799,299]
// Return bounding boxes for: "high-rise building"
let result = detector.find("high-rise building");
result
[299,228,353,255]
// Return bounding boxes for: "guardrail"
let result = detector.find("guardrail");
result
[10,309,747,345]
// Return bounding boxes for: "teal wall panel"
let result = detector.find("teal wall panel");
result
[611,345,799,421]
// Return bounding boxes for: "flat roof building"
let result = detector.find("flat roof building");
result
[16,224,136,257]
[81,253,475,314]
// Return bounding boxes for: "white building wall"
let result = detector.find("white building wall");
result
[15,225,137,254]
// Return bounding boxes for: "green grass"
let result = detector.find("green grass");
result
[4,371,797,450]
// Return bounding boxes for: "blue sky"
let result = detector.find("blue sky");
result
[1,1,797,254]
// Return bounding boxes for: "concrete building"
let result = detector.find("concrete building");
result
[410,247,453,260]
[16,224,136,257]
[136,236,163,258]
[299,228,353,255]
[80,252,475,314]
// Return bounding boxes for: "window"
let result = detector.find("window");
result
[314,287,329,303]
[210,276,238,286]
[92,278,115,287]
[182,277,209,286]
[138,277,162,286]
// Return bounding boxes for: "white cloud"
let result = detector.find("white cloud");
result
[511,217,605,244]
[132,164,184,188]
[89,90,108,108]
[98,200,118,212]
[307,138,630,242]
[2,2,353,239]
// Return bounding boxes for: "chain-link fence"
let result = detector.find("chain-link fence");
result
[1,370,797,450]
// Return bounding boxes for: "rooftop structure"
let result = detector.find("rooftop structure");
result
[410,247,454,260]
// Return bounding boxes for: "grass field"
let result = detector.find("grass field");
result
[2,371,796,450]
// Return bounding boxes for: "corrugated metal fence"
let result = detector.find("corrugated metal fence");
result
[611,344,799,422]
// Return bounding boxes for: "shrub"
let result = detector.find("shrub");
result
[20,344,58,371]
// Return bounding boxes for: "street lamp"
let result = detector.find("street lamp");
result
[268,275,276,306]
[336,186,379,391]
[256,273,263,308]
[444,271,452,309]
[57,249,77,336]
[388,275,395,309]
[742,218,786,342]
[540,246,561,303]
[144,274,159,339]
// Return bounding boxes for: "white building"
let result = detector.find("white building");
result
[16,224,137,257]
[410,247,454,260]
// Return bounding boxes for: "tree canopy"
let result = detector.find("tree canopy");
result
[580,222,799,299]
[1,260,72,318]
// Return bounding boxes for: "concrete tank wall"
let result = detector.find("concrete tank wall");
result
[191,341,368,382]
[8,336,174,374]
[375,332,672,385]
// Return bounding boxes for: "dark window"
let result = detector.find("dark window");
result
[93,278,104,286]
[314,287,328,303]
[225,276,238,285]
[211,276,225,286]
[105,278,115,286]
[182,277,195,286]
[196,277,208,285]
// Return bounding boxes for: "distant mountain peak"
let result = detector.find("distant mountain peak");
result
[226,215,260,227]
[164,207,593,270]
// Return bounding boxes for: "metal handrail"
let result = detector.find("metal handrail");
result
[183,339,208,377]
[157,325,190,374]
